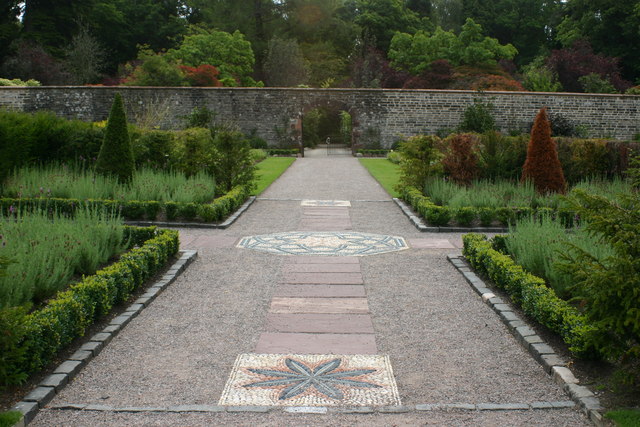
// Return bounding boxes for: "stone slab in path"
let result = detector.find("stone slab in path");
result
[407,238,456,249]
[282,263,361,273]
[188,236,239,249]
[280,272,364,284]
[273,284,366,298]
[255,332,377,354]
[299,219,353,230]
[265,313,375,334]
[301,207,350,216]
[287,256,360,264]
[269,297,369,314]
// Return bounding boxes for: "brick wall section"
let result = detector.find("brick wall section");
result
[0,86,638,146]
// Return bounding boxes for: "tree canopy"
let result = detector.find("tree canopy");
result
[389,18,517,73]
[0,0,638,91]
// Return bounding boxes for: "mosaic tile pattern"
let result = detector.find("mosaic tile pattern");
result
[301,200,351,207]
[237,231,408,256]
[219,354,400,406]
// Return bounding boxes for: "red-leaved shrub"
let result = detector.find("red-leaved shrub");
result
[521,107,567,194]
[403,60,454,89]
[442,133,479,185]
[547,40,631,93]
[471,75,525,92]
[180,64,222,87]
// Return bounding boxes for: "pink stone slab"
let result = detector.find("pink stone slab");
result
[287,256,360,264]
[280,272,363,284]
[302,207,350,214]
[255,332,377,354]
[302,211,350,217]
[190,236,239,249]
[270,297,369,314]
[407,238,456,249]
[282,263,361,273]
[274,285,366,298]
[300,219,353,225]
[265,313,375,333]
[300,224,353,231]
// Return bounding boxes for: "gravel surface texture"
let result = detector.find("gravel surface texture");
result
[32,408,589,426]
[30,156,589,426]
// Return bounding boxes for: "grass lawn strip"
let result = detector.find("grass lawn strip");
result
[252,157,296,196]
[358,158,401,198]
[606,409,640,426]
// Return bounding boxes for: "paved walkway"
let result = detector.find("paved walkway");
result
[31,154,589,425]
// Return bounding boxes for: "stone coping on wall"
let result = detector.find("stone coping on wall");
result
[1,85,639,98]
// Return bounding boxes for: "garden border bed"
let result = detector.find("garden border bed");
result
[447,252,605,427]
[0,185,253,226]
[396,186,577,232]
[394,197,509,233]
[1,227,180,398]
[9,248,198,426]
[124,196,256,229]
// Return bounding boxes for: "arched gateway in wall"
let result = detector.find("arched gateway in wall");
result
[0,87,639,145]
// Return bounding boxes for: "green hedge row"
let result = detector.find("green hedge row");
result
[0,227,179,386]
[0,184,251,223]
[267,149,298,156]
[400,185,568,227]
[357,149,390,156]
[462,233,598,358]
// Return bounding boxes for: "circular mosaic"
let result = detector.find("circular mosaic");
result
[237,231,408,256]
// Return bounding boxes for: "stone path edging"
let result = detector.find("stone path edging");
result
[12,250,199,426]
[125,196,256,229]
[447,254,605,427]
[393,198,509,233]
[258,198,393,203]
[46,400,577,414]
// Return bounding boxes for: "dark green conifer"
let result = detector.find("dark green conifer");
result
[96,93,134,182]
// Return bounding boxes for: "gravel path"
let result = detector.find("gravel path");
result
[31,156,589,426]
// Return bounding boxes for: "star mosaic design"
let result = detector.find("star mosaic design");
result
[218,354,401,406]
[243,357,381,401]
[237,231,408,256]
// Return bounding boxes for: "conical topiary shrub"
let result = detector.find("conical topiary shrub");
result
[521,107,566,194]
[96,93,134,183]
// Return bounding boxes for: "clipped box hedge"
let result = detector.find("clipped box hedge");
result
[357,149,390,157]
[267,148,298,156]
[462,233,599,358]
[400,185,565,227]
[0,226,179,386]
[0,184,252,223]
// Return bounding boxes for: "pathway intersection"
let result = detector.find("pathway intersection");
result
[30,152,590,426]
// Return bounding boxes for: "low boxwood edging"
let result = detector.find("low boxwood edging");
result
[462,233,599,358]
[0,227,179,386]
[0,184,252,223]
[400,185,572,228]
[357,149,390,156]
[267,148,298,156]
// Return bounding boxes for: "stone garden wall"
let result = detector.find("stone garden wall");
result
[0,86,638,147]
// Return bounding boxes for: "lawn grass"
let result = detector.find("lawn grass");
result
[252,157,296,195]
[359,158,401,198]
[0,411,22,427]
[606,409,640,426]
